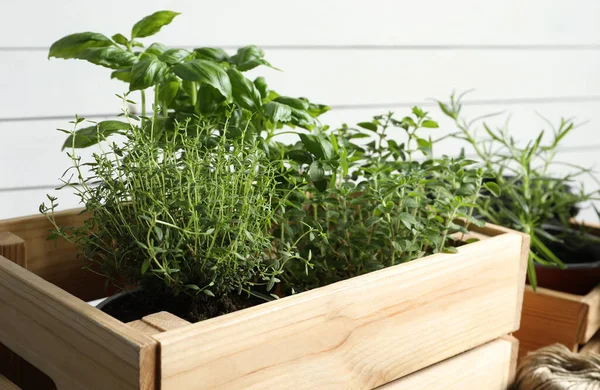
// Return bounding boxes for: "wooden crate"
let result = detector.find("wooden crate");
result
[381,336,518,390]
[0,209,529,389]
[515,284,600,359]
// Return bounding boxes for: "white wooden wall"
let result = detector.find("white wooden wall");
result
[1,0,600,221]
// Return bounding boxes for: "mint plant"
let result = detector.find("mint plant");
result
[49,10,329,149]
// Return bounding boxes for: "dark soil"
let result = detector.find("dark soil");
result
[99,290,265,323]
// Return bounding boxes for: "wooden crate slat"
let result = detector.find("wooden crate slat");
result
[580,329,600,355]
[127,312,191,337]
[155,232,526,390]
[581,284,600,343]
[0,256,157,390]
[514,287,587,358]
[379,336,518,390]
[0,233,26,268]
[0,209,109,301]
[0,373,21,390]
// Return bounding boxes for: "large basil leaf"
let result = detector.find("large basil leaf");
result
[159,79,180,106]
[159,49,191,64]
[274,96,309,110]
[264,101,292,123]
[226,68,262,112]
[78,46,137,69]
[299,134,335,160]
[130,57,167,91]
[230,45,274,71]
[111,68,132,82]
[173,60,232,101]
[49,32,112,59]
[197,84,225,114]
[62,120,130,149]
[193,47,230,63]
[131,10,180,39]
[144,43,168,56]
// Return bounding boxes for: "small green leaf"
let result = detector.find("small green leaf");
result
[159,79,180,106]
[299,134,334,160]
[153,226,163,242]
[111,33,129,46]
[308,161,325,183]
[173,59,232,101]
[111,68,132,82]
[483,182,502,197]
[185,284,200,290]
[203,289,215,297]
[131,10,180,39]
[141,258,150,274]
[130,58,167,91]
[49,32,112,59]
[421,120,439,128]
[412,106,426,118]
[254,77,269,99]
[274,96,308,110]
[443,246,459,254]
[144,42,168,56]
[357,122,378,131]
[61,120,130,149]
[230,45,274,71]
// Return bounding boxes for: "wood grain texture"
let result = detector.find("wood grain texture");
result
[379,336,518,390]
[0,209,110,301]
[0,233,26,267]
[155,231,527,390]
[581,285,600,343]
[0,373,21,390]
[0,256,157,390]
[127,312,191,337]
[0,342,57,390]
[514,287,588,358]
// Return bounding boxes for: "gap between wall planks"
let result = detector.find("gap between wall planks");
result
[0,373,20,390]
[379,336,519,390]
[0,256,157,390]
[153,231,527,390]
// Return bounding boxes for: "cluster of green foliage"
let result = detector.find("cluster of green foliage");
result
[439,92,600,288]
[275,109,492,291]
[41,106,313,299]
[49,10,329,150]
[43,11,495,306]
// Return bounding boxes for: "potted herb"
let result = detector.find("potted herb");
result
[0,11,529,390]
[439,91,600,358]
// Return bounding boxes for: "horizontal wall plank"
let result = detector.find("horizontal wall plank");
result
[2,101,600,193]
[2,50,600,119]
[1,1,599,47]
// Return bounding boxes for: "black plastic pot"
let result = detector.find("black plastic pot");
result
[533,224,600,295]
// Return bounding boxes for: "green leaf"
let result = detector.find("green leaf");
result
[131,10,180,39]
[193,47,230,62]
[422,119,439,128]
[173,59,232,101]
[230,45,274,71]
[111,68,132,82]
[159,49,191,64]
[130,57,167,91]
[111,33,129,46]
[197,84,225,114]
[483,182,501,197]
[299,134,334,160]
[185,284,200,290]
[77,46,137,69]
[254,77,269,99]
[153,226,163,242]
[274,96,308,110]
[399,212,417,229]
[159,79,180,106]
[227,68,262,111]
[144,42,168,56]
[141,258,150,274]
[264,102,292,123]
[49,32,112,59]
[306,102,330,117]
[61,120,131,149]
[443,246,459,254]
[308,161,325,182]
[357,122,378,131]
[412,106,426,118]
[416,137,433,157]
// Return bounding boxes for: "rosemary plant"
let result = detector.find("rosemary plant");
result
[438,92,600,288]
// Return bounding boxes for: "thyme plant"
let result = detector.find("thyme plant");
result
[439,92,600,288]
[40,105,302,300]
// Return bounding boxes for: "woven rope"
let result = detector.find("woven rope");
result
[512,344,600,390]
